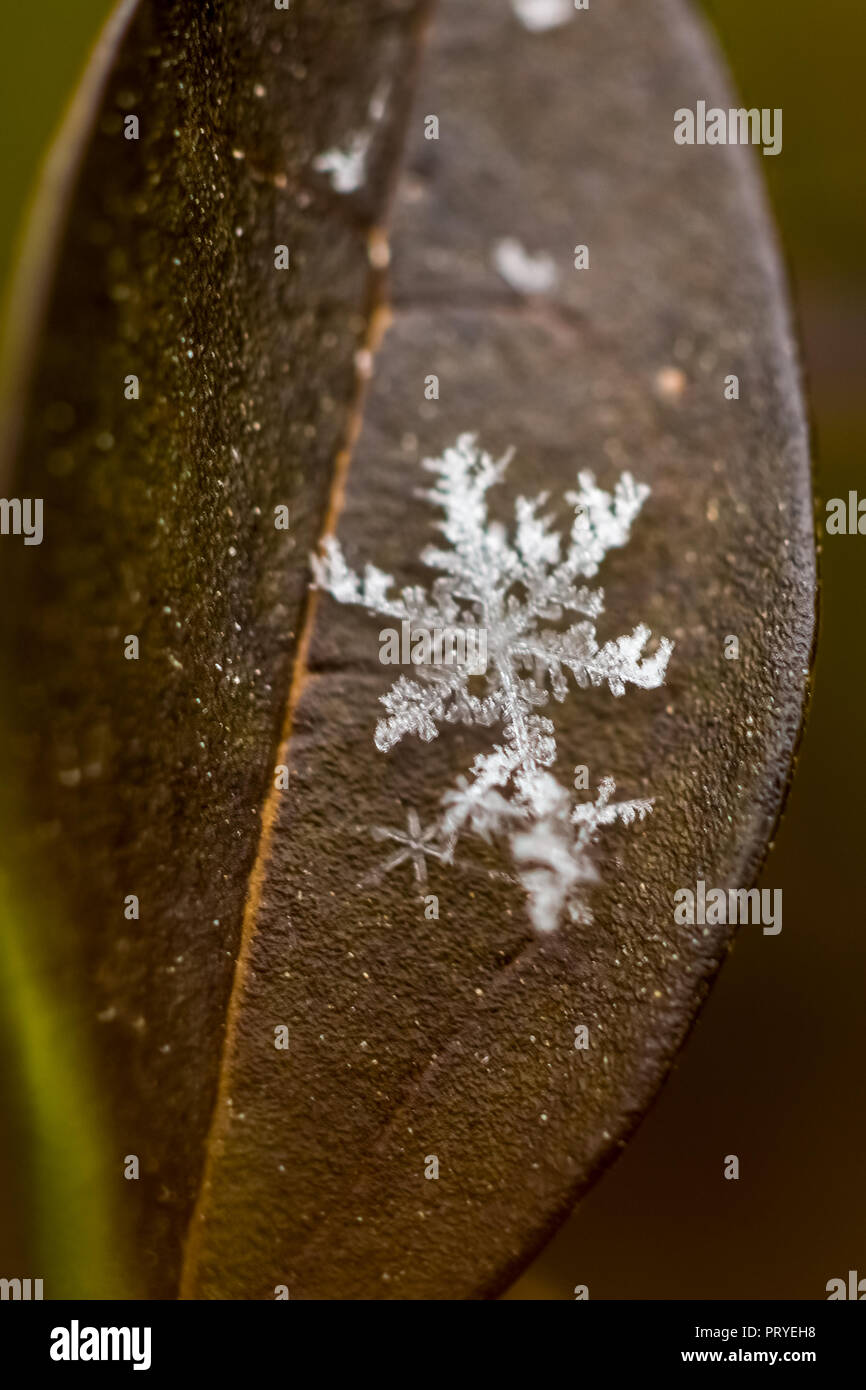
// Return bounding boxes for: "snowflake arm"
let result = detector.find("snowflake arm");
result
[562,470,650,580]
[375,668,481,751]
[311,537,443,627]
[572,776,655,851]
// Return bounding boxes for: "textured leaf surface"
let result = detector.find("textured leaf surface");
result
[0,0,814,1299]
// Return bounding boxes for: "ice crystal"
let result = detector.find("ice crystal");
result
[312,434,672,932]
[493,238,558,295]
[512,0,575,33]
[313,130,372,194]
[370,809,445,887]
[313,81,391,195]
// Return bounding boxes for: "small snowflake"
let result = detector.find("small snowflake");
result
[313,434,672,931]
[369,809,444,887]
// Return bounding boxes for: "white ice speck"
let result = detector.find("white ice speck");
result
[512,0,574,33]
[493,238,558,295]
[313,81,390,195]
[313,131,372,194]
[368,79,391,124]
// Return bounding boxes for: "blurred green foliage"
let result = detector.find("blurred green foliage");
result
[0,1,119,1291]
[702,0,866,287]
[0,3,114,303]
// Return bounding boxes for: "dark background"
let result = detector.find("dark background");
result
[0,0,862,1299]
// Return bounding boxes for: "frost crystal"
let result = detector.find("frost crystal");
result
[313,81,391,195]
[493,238,558,296]
[313,131,372,194]
[511,0,575,33]
[312,434,672,932]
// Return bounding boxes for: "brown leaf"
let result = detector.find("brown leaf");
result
[0,0,814,1299]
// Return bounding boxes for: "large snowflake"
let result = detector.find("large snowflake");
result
[312,434,672,932]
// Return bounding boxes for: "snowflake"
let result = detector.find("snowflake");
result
[369,809,444,887]
[312,434,673,932]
